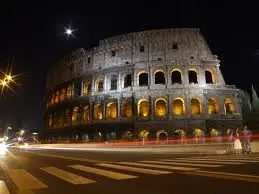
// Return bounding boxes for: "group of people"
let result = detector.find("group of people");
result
[231,125,252,154]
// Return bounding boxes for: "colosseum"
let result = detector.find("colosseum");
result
[43,28,250,142]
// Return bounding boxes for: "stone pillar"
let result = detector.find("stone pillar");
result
[117,97,121,120]
[167,95,172,120]
[118,73,121,92]
[167,66,171,86]
[183,66,189,85]
[199,67,206,86]
[149,66,152,86]
[218,96,225,115]
[81,81,84,96]
[149,96,154,120]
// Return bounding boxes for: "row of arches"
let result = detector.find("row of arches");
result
[46,97,236,128]
[46,68,216,108]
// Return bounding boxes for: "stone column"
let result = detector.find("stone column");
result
[117,97,121,120]
[218,96,225,115]
[167,95,172,120]
[149,66,152,86]
[149,96,154,120]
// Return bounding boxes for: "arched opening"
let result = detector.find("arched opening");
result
[60,89,66,101]
[139,130,150,140]
[67,85,72,99]
[55,91,59,104]
[224,98,235,114]
[122,101,132,118]
[155,98,167,117]
[171,70,182,84]
[205,70,214,84]
[72,107,80,125]
[210,129,218,137]
[138,99,149,117]
[82,105,89,121]
[94,104,103,120]
[96,79,104,92]
[156,130,168,140]
[154,71,165,84]
[110,75,117,90]
[83,81,92,95]
[106,102,117,119]
[191,99,201,115]
[122,131,133,141]
[188,70,198,84]
[175,129,186,141]
[64,108,71,127]
[172,98,185,115]
[138,72,148,86]
[124,74,132,88]
[208,98,218,114]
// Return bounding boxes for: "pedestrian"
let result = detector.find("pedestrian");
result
[233,128,242,154]
[242,126,252,154]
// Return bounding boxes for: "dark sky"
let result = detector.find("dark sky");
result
[0,1,259,131]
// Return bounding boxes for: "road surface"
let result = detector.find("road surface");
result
[1,147,259,194]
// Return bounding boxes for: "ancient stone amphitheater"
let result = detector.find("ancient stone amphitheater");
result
[44,28,250,142]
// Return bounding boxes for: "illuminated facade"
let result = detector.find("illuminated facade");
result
[44,28,250,141]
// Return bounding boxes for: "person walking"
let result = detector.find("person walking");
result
[242,126,252,154]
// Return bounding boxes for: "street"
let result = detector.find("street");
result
[1,147,259,194]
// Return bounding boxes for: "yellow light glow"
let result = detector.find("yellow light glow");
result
[138,99,149,117]
[173,98,185,115]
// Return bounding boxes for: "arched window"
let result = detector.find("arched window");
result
[64,108,71,127]
[106,102,117,119]
[96,79,104,92]
[208,98,218,114]
[205,70,214,84]
[138,99,149,117]
[191,99,201,115]
[172,98,185,115]
[67,85,72,99]
[82,105,89,121]
[189,70,198,84]
[122,101,132,118]
[72,107,80,125]
[110,75,118,90]
[60,89,66,101]
[138,72,148,86]
[155,99,167,116]
[94,104,103,120]
[154,71,165,84]
[83,81,92,95]
[124,74,132,88]
[224,98,235,114]
[55,91,59,104]
[171,70,182,84]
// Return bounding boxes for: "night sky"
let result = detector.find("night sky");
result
[0,1,259,132]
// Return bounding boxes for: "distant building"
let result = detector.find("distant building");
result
[43,28,250,141]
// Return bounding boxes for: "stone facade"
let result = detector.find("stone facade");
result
[44,28,250,141]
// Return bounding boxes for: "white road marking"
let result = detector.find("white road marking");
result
[139,160,222,167]
[40,167,95,185]
[69,165,137,180]
[8,169,47,191]
[0,180,10,194]
[119,162,199,171]
[160,159,243,165]
[97,163,172,175]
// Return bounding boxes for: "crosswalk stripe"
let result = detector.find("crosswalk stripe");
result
[119,162,199,171]
[97,163,172,175]
[191,156,259,161]
[69,165,137,180]
[40,167,95,185]
[139,161,222,168]
[8,169,48,191]
[0,180,10,194]
[183,158,258,163]
[181,170,259,183]
[160,159,244,165]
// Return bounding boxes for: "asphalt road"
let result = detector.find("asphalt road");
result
[1,147,259,194]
